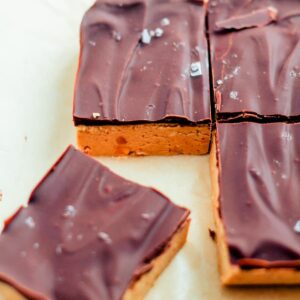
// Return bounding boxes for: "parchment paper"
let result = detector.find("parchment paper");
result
[0,0,299,299]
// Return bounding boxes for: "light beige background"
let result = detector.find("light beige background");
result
[0,0,299,299]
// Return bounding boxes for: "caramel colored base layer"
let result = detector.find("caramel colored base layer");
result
[77,123,210,156]
[210,136,300,286]
[0,220,190,300]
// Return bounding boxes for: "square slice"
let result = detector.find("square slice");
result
[73,0,211,156]
[211,122,300,285]
[209,0,300,122]
[0,146,190,299]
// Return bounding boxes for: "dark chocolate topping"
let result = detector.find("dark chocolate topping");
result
[0,146,189,299]
[209,0,300,121]
[73,0,211,125]
[216,122,300,268]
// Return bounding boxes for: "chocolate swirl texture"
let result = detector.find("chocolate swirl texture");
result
[0,146,189,299]
[73,0,210,125]
[209,0,300,121]
[216,122,300,268]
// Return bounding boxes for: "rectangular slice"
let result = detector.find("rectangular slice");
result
[209,0,300,122]
[0,146,190,299]
[73,0,211,156]
[211,122,300,285]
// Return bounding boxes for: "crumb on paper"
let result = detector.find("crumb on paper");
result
[208,228,216,241]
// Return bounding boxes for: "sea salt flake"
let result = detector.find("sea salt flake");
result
[281,131,293,141]
[146,104,155,110]
[89,40,96,47]
[66,233,73,241]
[141,212,155,220]
[112,31,122,42]
[230,91,239,100]
[155,28,164,37]
[56,245,63,255]
[25,216,35,229]
[98,232,112,244]
[92,112,101,119]
[294,220,300,233]
[224,66,241,81]
[190,61,202,77]
[33,242,40,250]
[63,205,77,218]
[216,79,223,85]
[161,18,170,26]
[77,234,83,241]
[290,70,297,78]
[141,29,152,44]
[273,159,281,166]
[232,66,241,75]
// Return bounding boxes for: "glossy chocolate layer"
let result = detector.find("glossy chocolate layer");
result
[73,0,210,125]
[0,146,189,299]
[209,0,300,121]
[216,122,300,268]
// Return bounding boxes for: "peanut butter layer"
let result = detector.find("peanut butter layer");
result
[77,123,211,156]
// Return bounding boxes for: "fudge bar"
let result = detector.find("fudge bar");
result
[209,0,300,122]
[210,122,300,285]
[73,0,211,156]
[0,146,190,299]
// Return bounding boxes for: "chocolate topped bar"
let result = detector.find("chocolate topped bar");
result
[209,0,300,121]
[73,0,210,125]
[216,122,300,268]
[0,146,189,299]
